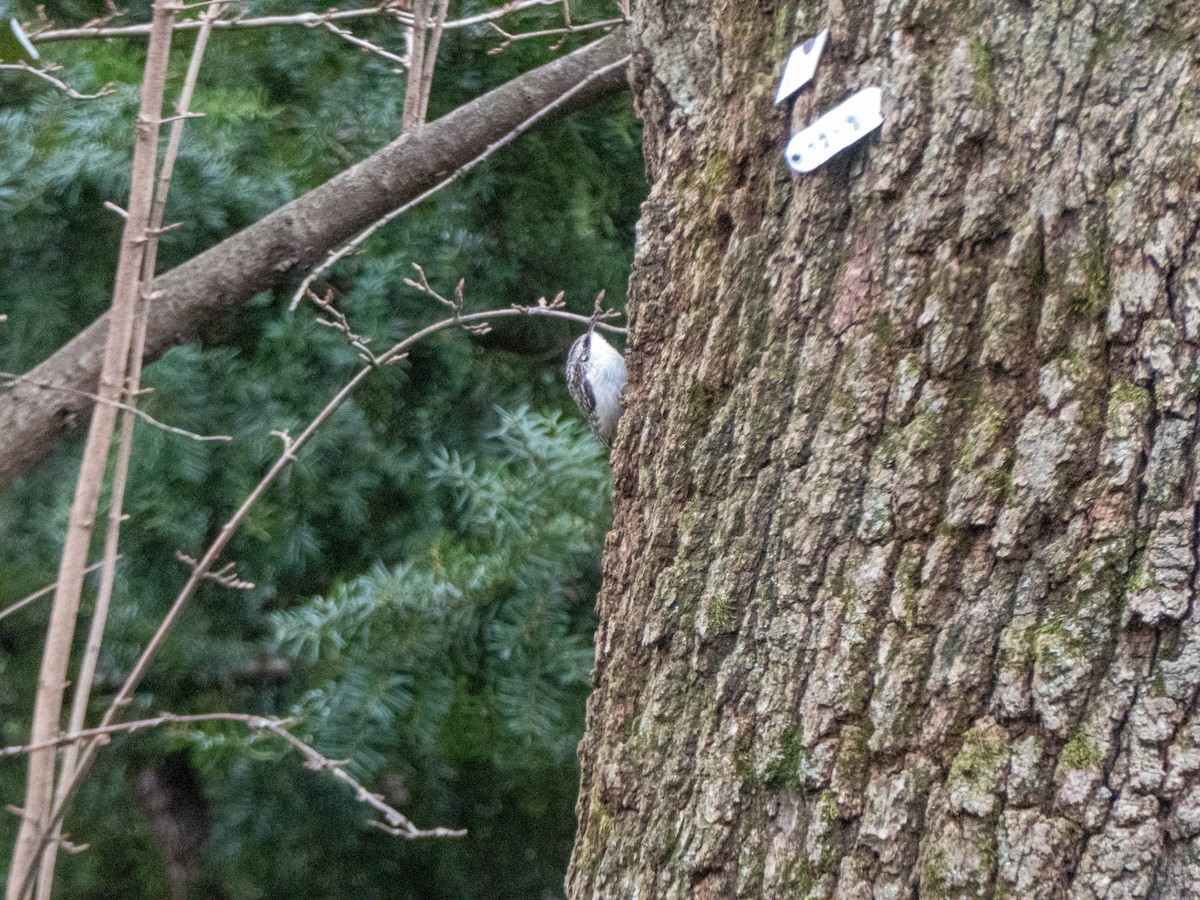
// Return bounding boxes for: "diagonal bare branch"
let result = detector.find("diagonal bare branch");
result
[291,48,630,309]
[0,29,631,491]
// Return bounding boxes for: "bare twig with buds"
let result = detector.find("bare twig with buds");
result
[305,288,380,365]
[0,712,464,838]
[30,0,563,43]
[0,372,231,443]
[0,62,113,99]
[488,17,622,55]
[0,562,113,625]
[175,552,254,590]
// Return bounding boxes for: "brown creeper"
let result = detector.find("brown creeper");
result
[566,328,625,447]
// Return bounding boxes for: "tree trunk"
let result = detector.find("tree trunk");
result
[569,2,1200,897]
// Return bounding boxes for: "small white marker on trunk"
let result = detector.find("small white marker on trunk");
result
[785,87,883,173]
[775,29,827,104]
[2,17,39,61]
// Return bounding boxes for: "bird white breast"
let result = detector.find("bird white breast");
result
[586,332,626,442]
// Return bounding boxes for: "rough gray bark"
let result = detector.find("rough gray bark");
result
[0,30,628,491]
[569,2,1200,898]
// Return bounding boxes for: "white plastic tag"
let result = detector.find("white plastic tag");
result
[3,17,39,61]
[785,87,882,173]
[775,30,827,104]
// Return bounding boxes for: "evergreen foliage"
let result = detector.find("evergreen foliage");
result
[0,0,643,895]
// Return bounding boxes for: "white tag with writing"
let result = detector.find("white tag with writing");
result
[785,87,882,173]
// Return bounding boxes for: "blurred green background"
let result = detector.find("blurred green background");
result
[0,2,644,896]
